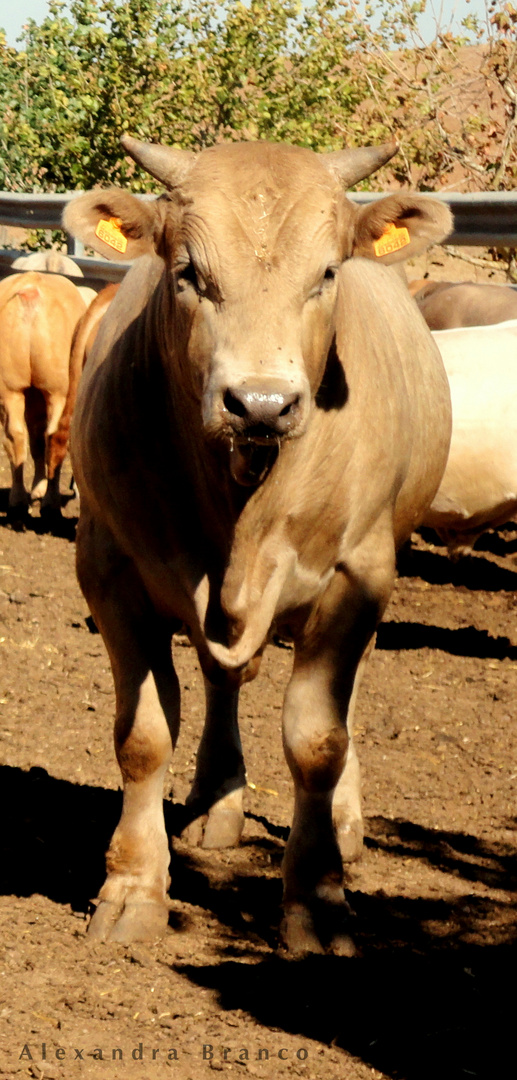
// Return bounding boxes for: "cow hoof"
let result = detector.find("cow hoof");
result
[40,504,63,529]
[181,815,208,847]
[88,900,169,942]
[280,891,358,958]
[31,479,48,501]
[336,820,364,863]
[182,808,244,849]
[202,807,244,848]
[7,504,29,531]
[330,931,357,957]
[280,908,325,957]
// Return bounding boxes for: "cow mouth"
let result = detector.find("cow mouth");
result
[228,436,280,486]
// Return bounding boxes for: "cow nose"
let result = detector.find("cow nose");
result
[223,383,301,435]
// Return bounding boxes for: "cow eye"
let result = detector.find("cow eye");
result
[308,264,340,300]
[324,265,339,283]
[175,260,205,295]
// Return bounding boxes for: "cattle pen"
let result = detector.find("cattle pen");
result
[0,186,516,1080]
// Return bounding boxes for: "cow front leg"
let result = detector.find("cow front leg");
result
[281,659,358,958]
[89,658,179,943]
[331,638,376,863]
[77,520,180,942]
[183,679,245,848]
[281,563,392,957]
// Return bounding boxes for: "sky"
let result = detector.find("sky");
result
[1,0,491,48]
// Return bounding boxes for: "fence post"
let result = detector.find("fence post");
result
[66,235,84,258]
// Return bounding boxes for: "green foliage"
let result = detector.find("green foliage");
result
[0,0,514,194]
[0,0,412,192]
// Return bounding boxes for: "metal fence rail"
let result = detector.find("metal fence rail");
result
[0,248,128,288]
[1,189,516,284]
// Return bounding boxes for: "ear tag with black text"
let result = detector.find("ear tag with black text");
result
[95,217,128,254]
[373,222,411,258]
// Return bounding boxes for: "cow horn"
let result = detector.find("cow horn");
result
[120,134,197,188]
[322,139,398,187]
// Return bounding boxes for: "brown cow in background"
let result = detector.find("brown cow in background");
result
[409,278,517,329]
[52,284,120,484]
[0,271,86,519]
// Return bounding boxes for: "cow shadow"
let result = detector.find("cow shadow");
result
[0,764,118,910]
[177,933,515,1079]
[399,530,517,591]
[175,813,517,1080]
[0,764,281,936]
[0,486,78,539]
[377,619,517,661]
[3,763,516,1078]
[279,616,516,665]
[364,814,517,891]
[473,525,517,558]
[4,763,515,921]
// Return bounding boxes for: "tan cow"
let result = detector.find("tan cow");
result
[51,284,121,481]
[410,279,517,330]
[64,136,452,955]
[0,272,86,516]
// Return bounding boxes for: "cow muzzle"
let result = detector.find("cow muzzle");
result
[223,382,303,439]
[214,378,308,486]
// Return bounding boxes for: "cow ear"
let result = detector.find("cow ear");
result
[351,195,453,264]
[63,189,163,261]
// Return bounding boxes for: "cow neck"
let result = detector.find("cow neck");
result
[142,275,254,565]
[195,461,291,674]
[203,400,360,674]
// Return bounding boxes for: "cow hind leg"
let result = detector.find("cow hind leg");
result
[76,517,180,942]
[25,387,48,501]
[42,391,67,512]
[2,390,29,513]
[183,679,245,849]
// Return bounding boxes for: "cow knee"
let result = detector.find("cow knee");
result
[116,720,172,782]
[285,728,349,794]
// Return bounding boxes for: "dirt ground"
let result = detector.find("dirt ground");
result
[1,251,516,1080]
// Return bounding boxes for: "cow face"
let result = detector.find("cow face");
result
[64,138,452,485]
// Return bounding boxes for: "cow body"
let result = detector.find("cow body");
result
[65,138,452,954]
[424,319,517,556]
[10,250,97,310]
[0,272,86,514]
[52,283,120,476]
[11,250,83,276]
[410,279,517,330]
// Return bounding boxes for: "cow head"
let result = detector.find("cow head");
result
[64,137,452,485]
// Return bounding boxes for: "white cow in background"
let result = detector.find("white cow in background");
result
[11,251,97,308]
[423,319,517,557]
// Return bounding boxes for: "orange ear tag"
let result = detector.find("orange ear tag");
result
[95,217,128,254]
[373,222,411,258]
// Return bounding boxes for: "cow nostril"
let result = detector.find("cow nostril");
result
[279,396,299,417]
[223,390,248,418]
[222,384,303,432]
